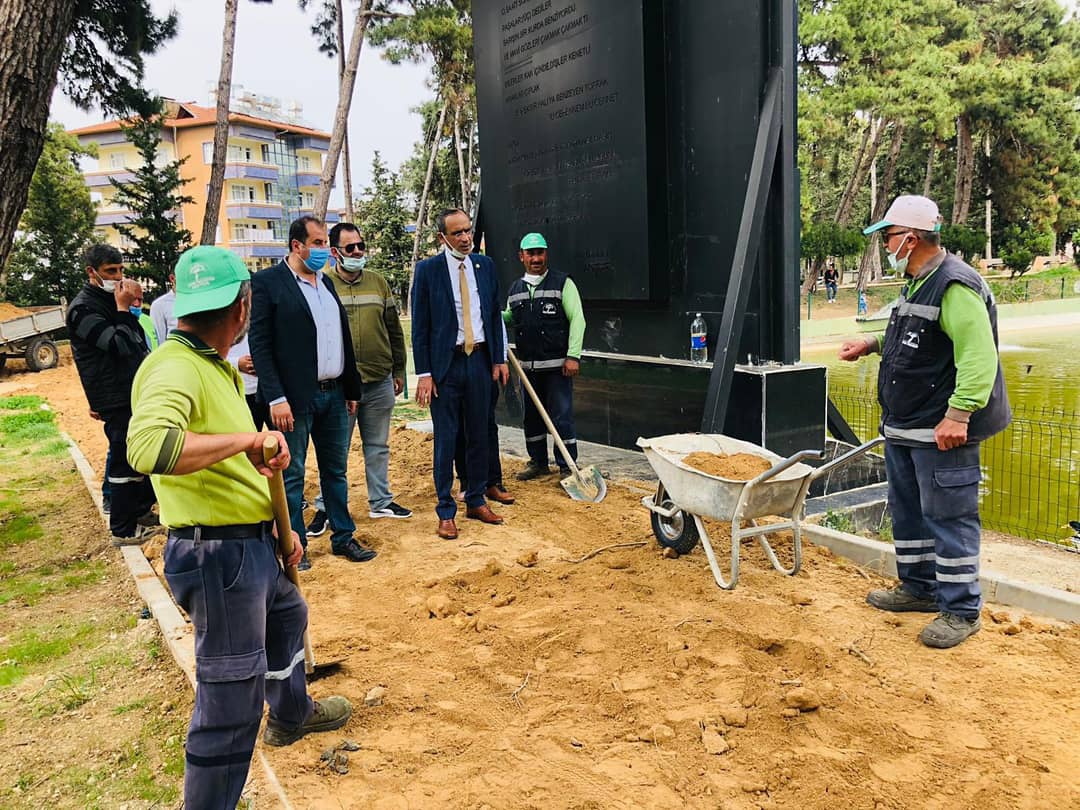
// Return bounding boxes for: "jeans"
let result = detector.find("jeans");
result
[826,281,838,301]
[283,387,355,552]
[163,527,311,810]
[314,374,396,513]
[522,369,577,470]
[885,440,983,618]
[101,408,155,536]
[245,393,268,431]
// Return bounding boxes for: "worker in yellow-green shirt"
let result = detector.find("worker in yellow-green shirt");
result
[839,195,1010,650]
[126,246,351,809]
[502,232,587,481]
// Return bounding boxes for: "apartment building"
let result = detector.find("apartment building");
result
[69,97,340,273]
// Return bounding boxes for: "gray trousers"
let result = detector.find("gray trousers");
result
[164,526,312,810]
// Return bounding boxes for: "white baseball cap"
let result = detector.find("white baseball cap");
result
[864,195,943,235]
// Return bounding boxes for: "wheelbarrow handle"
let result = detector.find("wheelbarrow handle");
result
[749,449,826,487]
[809,436,886,481]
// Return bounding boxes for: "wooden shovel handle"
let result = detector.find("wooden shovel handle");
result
[507,349,582,478]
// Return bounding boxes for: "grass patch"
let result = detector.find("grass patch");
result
[393,401,430,422]
[0,513,44,548]
[33,437,71,457]
[0,395,44,410]
[0,621,101,688]
[112,697,151,715]
[31,667,98,717]
[0,408,59,445]
[820,509,856,534]
[0,559,107,607]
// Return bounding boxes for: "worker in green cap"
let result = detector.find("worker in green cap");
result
[127,245,352,808]
[504,232,587,480]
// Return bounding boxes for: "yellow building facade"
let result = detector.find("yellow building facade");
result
[70,100,339,273]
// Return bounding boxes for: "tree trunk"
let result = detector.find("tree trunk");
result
[200,0,239,245]
[836,118,884,227]
[0,0,80,283]
[856,122,905,292]
[952,114,975,225]
[453,99,469,211]
[315,0,373,219]
[834,121,872,225]
[466,118,476,202]
[336,0,354,222]
[404,97,449,312]
[923,139,937,198]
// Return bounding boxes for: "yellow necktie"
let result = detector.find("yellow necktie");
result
[459,261,475,355]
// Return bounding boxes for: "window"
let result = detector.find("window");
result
[299,155,312,171]
[263,182,276,203]
[233,223,258,242]
[230,184,255,202]
[109,153,126,169]
[261,144,270,163]
[202,142,213,164]
[228,145,253,163]
[300,191,315,208]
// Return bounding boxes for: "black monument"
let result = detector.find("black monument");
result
[474,0,825,455]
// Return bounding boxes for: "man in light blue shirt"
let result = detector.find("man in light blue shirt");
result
[249,216,374,569]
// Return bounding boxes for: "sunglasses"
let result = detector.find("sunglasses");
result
[337,243,365,254]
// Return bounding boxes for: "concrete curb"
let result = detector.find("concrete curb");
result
[804,525,1080,623]
[62,432,294,809]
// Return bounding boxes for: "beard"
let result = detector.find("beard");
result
[231,309,251,346]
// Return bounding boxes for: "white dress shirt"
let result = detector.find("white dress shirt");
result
[226,335,259,396]
[444,247,485,348]
[149,289,176,346]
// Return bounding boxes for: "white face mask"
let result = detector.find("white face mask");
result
[524,273,546,286]
[886,234,914,275]
[94,270,119,292]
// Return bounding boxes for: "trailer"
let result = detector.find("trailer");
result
[0,304,65,372]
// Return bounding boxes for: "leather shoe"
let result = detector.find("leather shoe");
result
[332,539,377,562]
[485,485,516,505]
[465,504,504,525]
[437,518,458,539]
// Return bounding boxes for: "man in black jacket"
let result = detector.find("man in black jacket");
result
[67,244,156,544]
[249,216,373,569]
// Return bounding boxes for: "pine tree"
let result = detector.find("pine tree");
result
[109,109,194,292]
[357,152,414,300]
[3,123,99,305]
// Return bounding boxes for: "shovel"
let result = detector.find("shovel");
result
[263,436,344,682]
[507,349,607,503]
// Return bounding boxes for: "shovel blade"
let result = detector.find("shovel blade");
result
[560,465,607,503]
[305,659,346,682]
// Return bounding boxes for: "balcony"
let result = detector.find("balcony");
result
[295,172,335,188]
[84,170,137,188]
[226,203,283,220]
[224,162,279,181]
[298,208,341,224]
[96,210,135,226]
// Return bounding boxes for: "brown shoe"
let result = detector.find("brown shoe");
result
[485,485,516,505]
[437,518,458,539]
[465,505,504,525]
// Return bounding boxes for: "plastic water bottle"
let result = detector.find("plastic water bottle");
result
[690,313,707,364]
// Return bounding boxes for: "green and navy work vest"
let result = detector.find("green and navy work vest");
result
[507,270,571,371]
[878,253,1010,446]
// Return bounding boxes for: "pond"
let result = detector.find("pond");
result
[803,325,1080,543]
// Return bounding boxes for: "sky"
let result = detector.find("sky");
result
[48,0,433,207]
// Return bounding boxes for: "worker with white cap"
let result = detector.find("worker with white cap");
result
[838,195,1010,648]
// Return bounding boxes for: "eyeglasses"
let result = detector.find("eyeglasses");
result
[337,243,364,254]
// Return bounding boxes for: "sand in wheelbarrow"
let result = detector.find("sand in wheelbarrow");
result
[682,450,773,480]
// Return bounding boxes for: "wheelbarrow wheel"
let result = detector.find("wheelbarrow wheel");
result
[651,497,699,555]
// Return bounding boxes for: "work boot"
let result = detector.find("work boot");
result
[515,460,551,481]
[111,524,161,547]
[866,584,937,613]
[136,510,160,528]
[919,612,981,649]
[297,551,312,571]
[263,696,353,747]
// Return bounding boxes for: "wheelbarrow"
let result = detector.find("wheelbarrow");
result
[637,434,885,590]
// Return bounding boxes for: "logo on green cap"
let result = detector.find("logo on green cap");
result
[519,232,548,250]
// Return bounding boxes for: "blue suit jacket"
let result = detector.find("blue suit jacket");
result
[411,252,505,385]
[249,260,363,414]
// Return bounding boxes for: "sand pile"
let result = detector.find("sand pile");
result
[683,450,773,480]
[0,301,30,321]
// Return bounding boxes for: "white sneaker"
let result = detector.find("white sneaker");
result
[369,502,413,520]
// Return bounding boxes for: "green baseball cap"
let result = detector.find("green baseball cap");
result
[173,246,251,319]
[519,232,548,250]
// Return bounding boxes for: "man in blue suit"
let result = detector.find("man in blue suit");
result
[412,208,509,539]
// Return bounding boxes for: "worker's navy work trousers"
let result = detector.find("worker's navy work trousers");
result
[164,526,312,810]
[884,440,983,619]
[522,369,577,470]
[102,407,154,536]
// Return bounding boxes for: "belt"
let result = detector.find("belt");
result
[317,379,338,391]
[453,341,487,354]
[169,521,270,541]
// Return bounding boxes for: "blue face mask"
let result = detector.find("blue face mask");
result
[129,306,142,317]
[303,246,331,272]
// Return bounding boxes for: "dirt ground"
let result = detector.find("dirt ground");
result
[3,354,1080,809]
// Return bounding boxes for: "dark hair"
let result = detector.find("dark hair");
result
[177,281,251,330]
[329,222,364,249]
[435,208,468,236]
[83,244,122,270]
[288,215,324,249]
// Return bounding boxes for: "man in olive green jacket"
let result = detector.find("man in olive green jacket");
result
[307,223,413,535]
